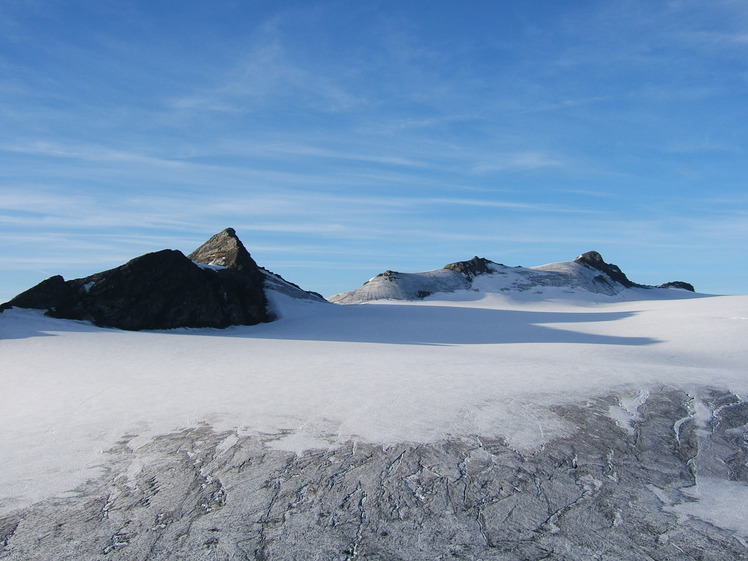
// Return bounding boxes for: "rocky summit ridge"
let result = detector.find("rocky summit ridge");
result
[330,251,694,304]
[0,228,322,330]
[1,230,695,328]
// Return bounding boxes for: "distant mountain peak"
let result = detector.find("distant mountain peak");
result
[573,251,635,288]
[330,251,696,304]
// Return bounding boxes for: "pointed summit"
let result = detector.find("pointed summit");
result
[188,227,259,272]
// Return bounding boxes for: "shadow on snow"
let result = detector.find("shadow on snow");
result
[1,304,662,346]
[209,303,660,347]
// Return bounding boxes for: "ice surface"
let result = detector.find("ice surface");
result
[667,478,748,538]
[608,390,650,435]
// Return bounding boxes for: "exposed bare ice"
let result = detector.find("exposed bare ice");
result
[1,387,747,561]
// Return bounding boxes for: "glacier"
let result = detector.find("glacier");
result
[1,246,747,559]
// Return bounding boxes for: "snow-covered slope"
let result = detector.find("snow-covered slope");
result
[330,267,470,303]
[260,267,327,303]
[329,252,693,303]
[1,287,746,559]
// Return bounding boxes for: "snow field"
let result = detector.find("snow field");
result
[1,291,747,524]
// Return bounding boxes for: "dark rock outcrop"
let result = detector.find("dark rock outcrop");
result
[0,229,269,330]
[575,251,697,292]
[444,256,497,280]
[2,275,78,312]
[658,281,695,292]
[573,251,637,288]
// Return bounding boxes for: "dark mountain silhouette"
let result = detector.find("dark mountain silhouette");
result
[0,228,322,330]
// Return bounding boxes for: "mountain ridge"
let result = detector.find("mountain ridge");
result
[1,228,695,328]
[330,250,695,304]
[0,228,323,330]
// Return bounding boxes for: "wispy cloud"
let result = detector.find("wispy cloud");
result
[680,30,748,46]
[225,142,431,169]
[471,151,567,174]
[1,1,746,298]
[3,141,190,168]
[169,14,367,116]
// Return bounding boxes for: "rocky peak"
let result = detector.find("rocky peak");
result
[1,229,271,330]
[444,256,496,280]
[573,251,636,288]
[188,227,259,272]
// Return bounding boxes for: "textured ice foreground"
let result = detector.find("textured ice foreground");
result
[1,290,748,558]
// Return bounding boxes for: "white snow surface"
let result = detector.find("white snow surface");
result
[1,287,747,520]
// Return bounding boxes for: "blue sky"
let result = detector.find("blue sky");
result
[1,0,747,300]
